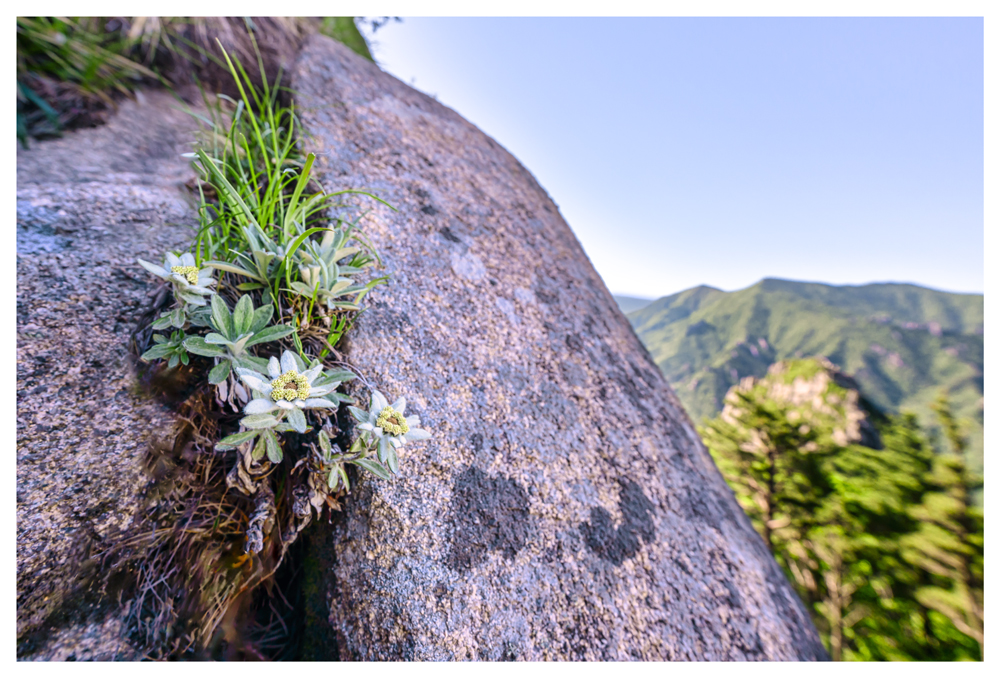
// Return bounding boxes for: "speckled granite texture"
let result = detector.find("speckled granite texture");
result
[16,91,200,660]
[292,35,828,661]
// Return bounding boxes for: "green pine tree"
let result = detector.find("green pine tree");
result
[702,362,983,661]
[898,394,984,659]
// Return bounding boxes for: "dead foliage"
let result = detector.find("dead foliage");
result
[98,284,351,659]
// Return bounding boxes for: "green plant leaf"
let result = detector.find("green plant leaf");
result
[251,249,276,275]
[248,303,274,334]
[283,152,315,233]
[289,281,317,297]
[232,294,254,335]
[244,324,295,348]
[210,294,233,338]
[195,147,262,231]
[208,360,232,385]
[263,428,282,463]
[235,355,270,372]
[251,434,267,461]
[176,291,209,306]
[241,413,280,430]
[352,457,392,481]
[287,408,307,433]
[140,344,174,361]
[151,314,173,330]
[183,336,227,358]
[317,368,358,384]
[205,261,264,283]
[215,429,258,451]
[386,445,399,474]
[282,226,328,265]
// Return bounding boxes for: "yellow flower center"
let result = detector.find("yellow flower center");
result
[270,370,310,402]
[171,266,200,285]
[376,406,409,437]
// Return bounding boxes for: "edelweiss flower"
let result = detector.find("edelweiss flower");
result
[376,404,409,436]
[235,350,337,433]
[138,252,215,304]
[357,391,430,448]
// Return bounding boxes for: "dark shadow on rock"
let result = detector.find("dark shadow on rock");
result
[446,467,534,572]
[580,479,656,566]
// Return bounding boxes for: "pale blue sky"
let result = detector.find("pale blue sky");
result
[360,18,983,298]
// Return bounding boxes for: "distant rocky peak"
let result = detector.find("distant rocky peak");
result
[722,357,882,450]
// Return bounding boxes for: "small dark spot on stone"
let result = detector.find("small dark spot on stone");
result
[722,578,743,608]
[536,289,558,305]
[445,467,533,572]
[421,204,439,216]
[580,479,656,566]
[502,642,519,661]
[433,582,448,601]
[440,226,461,243]
[566,333,584,351]
[413,187,430,199]
[470,433,483,451]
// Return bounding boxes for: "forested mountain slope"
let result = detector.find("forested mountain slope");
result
[627,279,984,469]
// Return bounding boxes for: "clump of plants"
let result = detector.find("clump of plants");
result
[16,16,377,148]
[104,45,428,658]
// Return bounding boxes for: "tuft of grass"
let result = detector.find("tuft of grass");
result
[16,17,377,148]
[187,43,391,361]
[16,17,160,145]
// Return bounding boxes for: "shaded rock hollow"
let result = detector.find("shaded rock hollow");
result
[292,35,827,661]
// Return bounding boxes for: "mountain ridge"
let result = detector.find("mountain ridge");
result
[626,278,983,469]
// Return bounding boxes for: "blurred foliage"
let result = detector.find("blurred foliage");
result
[702,360,982,661]
[16,17,159,145]
[16,16,378,147]
[318,18,373,61]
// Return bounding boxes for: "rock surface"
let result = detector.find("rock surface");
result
[16,91,200,659]
[292,35,828,661]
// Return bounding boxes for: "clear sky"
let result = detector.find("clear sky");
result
[360,18,984,298]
